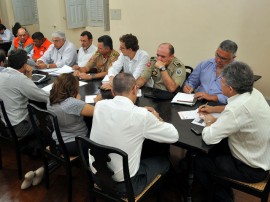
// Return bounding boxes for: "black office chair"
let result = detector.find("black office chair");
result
[75,136,162,202]
[185,66,193,81]
[0,99,31,180]
[27,103,78,202]
[213,172,270,202]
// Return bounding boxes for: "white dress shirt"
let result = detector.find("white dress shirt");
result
[108,50,149,79]
[89,96,178,182]
[0,29,14,41]
[202,88,270,171]
[77,44,97,67]
[38,40,77,68]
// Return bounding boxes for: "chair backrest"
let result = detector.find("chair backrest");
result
[0,99,18,140]
[185,66,193,81]
[27,103,70,163]
[75,136,135,202]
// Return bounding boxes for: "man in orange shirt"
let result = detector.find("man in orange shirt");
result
[8,27,33,55]
[30,32,52,62]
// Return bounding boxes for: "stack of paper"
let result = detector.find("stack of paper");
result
[49,65,74,76]
[42,81,87,93]
[171,92,197,106]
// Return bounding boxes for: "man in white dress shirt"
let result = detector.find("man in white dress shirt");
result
[194,61,270,201]
[101,34,149,90]
[72,31,97,70]
[36,31,77,69]
[90,72,178,196]
[0,24,14,41]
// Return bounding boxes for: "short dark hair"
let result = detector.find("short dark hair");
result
[113,73,135,95]
[0,24,6,31]
[32,32,45,40]
[219,40,238,56]
[8,49,28,70]
[50,74,79,105]
[119,34,139,51]
[98,35,113,50]
[12,22,21,36]
[81,31,93,39]
[222,61,254,94]
[0,49,6,63]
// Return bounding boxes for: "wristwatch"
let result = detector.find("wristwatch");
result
[160,66,166,71]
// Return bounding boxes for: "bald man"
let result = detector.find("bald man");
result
[8,27,33,55]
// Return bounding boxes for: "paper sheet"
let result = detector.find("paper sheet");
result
[178,109,199,120]
[42,81,87,93]
[85,95,96,103]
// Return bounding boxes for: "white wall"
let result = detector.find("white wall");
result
[110,0,270,98]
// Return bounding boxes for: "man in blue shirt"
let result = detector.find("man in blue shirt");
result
[183,40,238,104]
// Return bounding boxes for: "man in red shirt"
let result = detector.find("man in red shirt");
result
[31,32,52,62]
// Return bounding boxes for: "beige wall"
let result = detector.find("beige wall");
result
[37,0,109,48]
[1,0,269,98]
[110,0,270,99]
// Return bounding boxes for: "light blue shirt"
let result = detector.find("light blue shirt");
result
[185,58,227,104]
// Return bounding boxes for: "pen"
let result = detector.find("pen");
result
[200,102,208,108]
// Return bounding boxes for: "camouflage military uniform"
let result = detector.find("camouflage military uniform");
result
[141,56,186,91]
[84,49,119,73]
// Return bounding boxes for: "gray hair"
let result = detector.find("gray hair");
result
[219,40,238,56]
[222,61,254,94]
[52,31,66,39]
[113,73,135,95]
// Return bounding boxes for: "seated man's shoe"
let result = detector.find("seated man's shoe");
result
[32,167,44,186]
[21,171,35,190]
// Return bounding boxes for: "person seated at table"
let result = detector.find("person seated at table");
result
[72,31,97,70]
[136,43,186,93]
[8,27,33,55]
[0,23,14,41]
[90,72,178,196]
[183,40,238,104]
[0,49,48,138]
[47,73,94,156]
[194,61,270,201]
[30,32,52,62]
[101,34,149,90]
[73,35,119,80]
[36,31,77,69]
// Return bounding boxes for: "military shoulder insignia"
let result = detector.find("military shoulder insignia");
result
[150,56,156,62]
[176,68,182,76]
[173,61,181,67]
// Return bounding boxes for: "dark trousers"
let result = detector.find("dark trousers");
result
[194,139,268,202]
[113,156,170,197]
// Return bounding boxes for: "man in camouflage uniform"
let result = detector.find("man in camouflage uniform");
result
[73,35,119,80]
[136,43,186,92]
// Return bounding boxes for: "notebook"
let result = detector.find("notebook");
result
[171,92,197,106]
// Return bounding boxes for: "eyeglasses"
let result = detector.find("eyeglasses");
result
[215,52,232,62]
[52,39,63,43]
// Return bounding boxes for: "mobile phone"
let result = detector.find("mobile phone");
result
[191,128,201,136]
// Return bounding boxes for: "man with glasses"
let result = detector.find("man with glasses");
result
[183,40,237,104]
[101,34,149,90]
[136,43,186,92]
[194,61,270,201]
[8,27,33,55]
[36,31,77,69]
